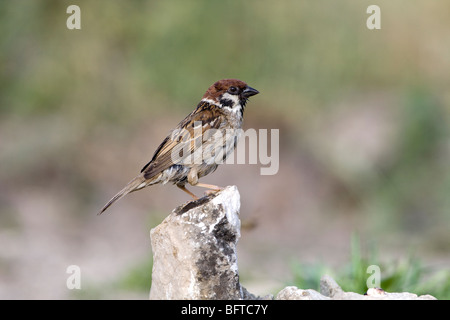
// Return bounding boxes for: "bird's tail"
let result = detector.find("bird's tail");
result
[98,174,147,215]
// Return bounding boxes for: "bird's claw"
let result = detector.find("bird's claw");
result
[204,189,222,197]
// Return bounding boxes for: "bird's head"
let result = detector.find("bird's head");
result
[202,79,259,112]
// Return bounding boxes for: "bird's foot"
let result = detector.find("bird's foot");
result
[204,188,223,197]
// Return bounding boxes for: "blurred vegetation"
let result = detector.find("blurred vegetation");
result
[1,0,449,298]
[71,257,153,299]
[291,235,450,299]
[116,257,153,293]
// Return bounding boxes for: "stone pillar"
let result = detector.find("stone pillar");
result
[149,186,245,300]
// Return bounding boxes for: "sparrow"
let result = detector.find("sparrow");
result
[99,79,259,214]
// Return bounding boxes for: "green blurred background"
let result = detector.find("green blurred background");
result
[1,0,449,299]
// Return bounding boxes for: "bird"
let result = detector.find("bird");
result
[99,79,259,214]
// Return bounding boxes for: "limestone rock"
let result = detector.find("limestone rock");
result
[276,275,437,300]
[320,275,436,300]
[149,186,245,300]
[276,286,331,300]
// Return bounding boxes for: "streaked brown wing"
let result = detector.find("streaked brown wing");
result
[140,102,225,180]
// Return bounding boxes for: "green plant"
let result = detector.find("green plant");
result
[116,257,153,292]
[290,235,450,299]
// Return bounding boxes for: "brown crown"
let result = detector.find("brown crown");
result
[202,79,248,101]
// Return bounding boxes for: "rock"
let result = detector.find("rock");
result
[319,275,342,298]
[149,186,246,300]
[276,286,330,300]
[319,275,436,300]
[277,275,437,300]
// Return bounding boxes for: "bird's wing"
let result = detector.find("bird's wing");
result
[140,102,226,180]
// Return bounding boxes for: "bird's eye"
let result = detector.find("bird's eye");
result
[228,86,239,94]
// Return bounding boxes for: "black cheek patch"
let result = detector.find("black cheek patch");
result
[219,98,234,107]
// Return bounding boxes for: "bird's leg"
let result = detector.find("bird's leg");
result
[187,168,222,196]
[194,183,223,196]
[194,183,222,191]
[177,185,199,200]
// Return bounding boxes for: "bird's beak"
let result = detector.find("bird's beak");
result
[241,86,259,98]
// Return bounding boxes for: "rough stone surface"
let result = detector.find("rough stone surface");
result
[149,186,245,300]
[276,275,437,300]
[276,286,331,300]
